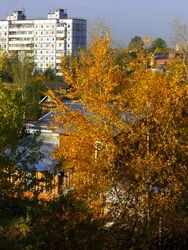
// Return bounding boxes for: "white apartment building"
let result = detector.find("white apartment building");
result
[0,9,87,74]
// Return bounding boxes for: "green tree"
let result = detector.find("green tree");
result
[148,37,167,53]
[10,51,35,99]
[113,47,136,77]
[8,51,45,120]
[0,85,44,198]
[128,36,144,51]
[43,66,56,81]
[0,51,13,83]
[0,191,104,250]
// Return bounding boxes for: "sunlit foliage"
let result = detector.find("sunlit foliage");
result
[48,26,188,248]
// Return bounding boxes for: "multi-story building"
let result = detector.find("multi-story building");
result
[0,9,87,74]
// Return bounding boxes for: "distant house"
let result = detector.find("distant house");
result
[25,101,84,198]
[151,52,178,72]
[40,81,70,116]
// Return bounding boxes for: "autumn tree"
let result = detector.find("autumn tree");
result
[48,25,188,248]
[104,53,188,249]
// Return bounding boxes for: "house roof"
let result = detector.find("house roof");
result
[45,81,70,90]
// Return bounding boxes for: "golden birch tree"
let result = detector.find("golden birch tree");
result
[48,26,188,248]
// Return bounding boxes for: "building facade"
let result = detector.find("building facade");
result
[0,9,87,74]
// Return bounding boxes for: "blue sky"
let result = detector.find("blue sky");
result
[1,0,188,47]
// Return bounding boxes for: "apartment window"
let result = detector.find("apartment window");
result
[68,25,70,28]
[41,51,43,54]
[46,57,48,60]
[41,64,43,67]
[41,25,43,28]
[41,31,43,35]
[46,64,48,67]
[51,57,54,60]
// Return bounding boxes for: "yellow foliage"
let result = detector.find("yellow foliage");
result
[49,27,188,240]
